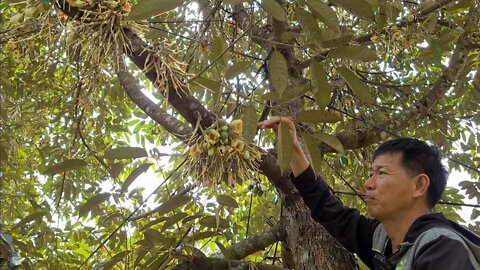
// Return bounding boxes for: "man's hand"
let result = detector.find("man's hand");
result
[258,117,310,177]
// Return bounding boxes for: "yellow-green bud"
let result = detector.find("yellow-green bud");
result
[220,132,229,140]
[66,32,79,45]
[221,125,229,131]
[218,119,227,126]
[24,7,38,18]
[105,0,119,9]
[9,13,24,24]
[36,2,49,12]
[207,149,215,156]
[75,0,87,8]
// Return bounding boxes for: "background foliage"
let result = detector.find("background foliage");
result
[1,0,479,269]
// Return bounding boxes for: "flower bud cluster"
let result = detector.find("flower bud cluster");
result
[185,119,261,187]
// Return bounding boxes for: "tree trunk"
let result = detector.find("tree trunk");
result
[281,190,357,270]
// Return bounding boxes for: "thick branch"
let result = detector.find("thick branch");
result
[171,256,287,270]
[122,28,215,129]
[232,4,275,51]
[228,222,287,260]
[117,66,193,142]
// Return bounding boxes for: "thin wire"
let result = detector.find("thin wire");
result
[76,159,187,269]
[332,191,480,208]
[324,160,366,203]
[245,190,254,238]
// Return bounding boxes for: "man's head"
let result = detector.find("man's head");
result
[372,138,448,209]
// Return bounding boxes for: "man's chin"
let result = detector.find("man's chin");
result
[366,207,379,219]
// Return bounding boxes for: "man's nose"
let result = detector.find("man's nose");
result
[364,176,375,190]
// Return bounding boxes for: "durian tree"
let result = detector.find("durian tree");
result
[1,0,479,269]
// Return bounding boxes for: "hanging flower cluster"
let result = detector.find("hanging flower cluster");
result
[185,119,261,186]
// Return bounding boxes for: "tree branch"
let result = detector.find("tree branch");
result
[330,5,480,151]
[116,64,194,142]
[228,221,287,260]
[171,256,287,270]
[122,28,216,130]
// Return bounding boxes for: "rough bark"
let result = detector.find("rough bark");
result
[282,196,357,270]
[122,28,216,130]
[228,222,287,260]
[171,256,286,270]
[116,65,194,142]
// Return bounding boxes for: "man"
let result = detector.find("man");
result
[258,117,480,270]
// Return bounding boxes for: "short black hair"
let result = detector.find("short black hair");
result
[373,138,448,209]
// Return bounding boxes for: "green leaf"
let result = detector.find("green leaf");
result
[296,110,342,123]
[182,214,205,224]
[261,0,286,21]
[313,133,344,153]
[295,7,323,43]
[473,65,480,91]
[109,162,124,179]
[210,36,229,67]
[43,159,87,175]
[223,0,247,5]
[321,30,354,48]
[225,61,250,80]
[336,67,375,105]
[140,217,169,232]
[310,62,332,109]
[79,193,111,218]
[14,212,46,229]
[472,209,480,220]
[186,231,220,242]
[127,0,185,21]
[120,163,152,193]
[162,212,188,229]
[143,229,165,243]
[329,46,378,62]
[302,134,323,174]
[307,1,340,32]
[199,216,229,229]
[331,0,374,21]
[92,254,124,270]
[261,84,310,104]
[217,195,239,208]
[268,50,288,96]
[104,147,148,160]
[280,31,300,43]
[277,122,293,174]
[215,241,231,260]
[242,104,257,144]
[192,77,221,93]
[157,195,191,216]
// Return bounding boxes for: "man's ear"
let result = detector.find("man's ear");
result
[413,174,430,198]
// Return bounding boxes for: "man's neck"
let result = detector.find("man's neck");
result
[382,207,430,253]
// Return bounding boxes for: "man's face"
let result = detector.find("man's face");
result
[364,152,420,221]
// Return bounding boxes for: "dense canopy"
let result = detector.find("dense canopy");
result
[1,0,479,269]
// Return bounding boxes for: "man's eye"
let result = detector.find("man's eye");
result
[379,171,387,175]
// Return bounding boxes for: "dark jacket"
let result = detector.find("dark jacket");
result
[292,166,480,270]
